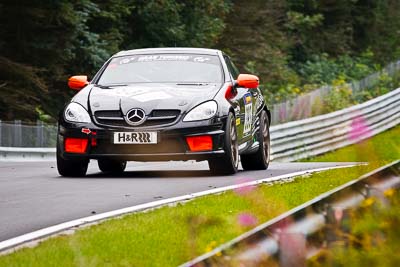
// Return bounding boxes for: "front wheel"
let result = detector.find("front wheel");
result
[98,159,127,174]
[57,152,89,177]
[241,110,270,170]
[208,112,239,175]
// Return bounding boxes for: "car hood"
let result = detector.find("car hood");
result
[88,83,221,115]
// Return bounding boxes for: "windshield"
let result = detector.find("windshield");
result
[97,54,223,85]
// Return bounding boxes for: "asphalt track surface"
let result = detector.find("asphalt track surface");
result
[0,160,355,242]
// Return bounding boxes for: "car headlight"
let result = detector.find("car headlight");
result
[183,101,218,122]
[64,102,91,123]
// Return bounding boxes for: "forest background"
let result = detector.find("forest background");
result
[1,0,399,121]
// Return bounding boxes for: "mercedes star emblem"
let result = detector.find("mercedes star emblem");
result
[125,108,146,126]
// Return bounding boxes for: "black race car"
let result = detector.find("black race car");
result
[57,48,271,176]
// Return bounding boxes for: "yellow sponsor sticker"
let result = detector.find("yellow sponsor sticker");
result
[245,95,252,104]
[236,118,241,126]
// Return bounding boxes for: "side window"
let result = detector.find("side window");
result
[230,59,240,78]
[224,56,240,80]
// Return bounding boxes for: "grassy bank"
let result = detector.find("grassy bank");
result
[0,126,398,267]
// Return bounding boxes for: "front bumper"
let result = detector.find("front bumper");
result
[57,119,227,162]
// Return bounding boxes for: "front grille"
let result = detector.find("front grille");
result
[94,109,180,128]
[151,110,180,117]
[95,110,125,127]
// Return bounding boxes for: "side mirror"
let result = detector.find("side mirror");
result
[236,74,259,89]
[68,75,89,91]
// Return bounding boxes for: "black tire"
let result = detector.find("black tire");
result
[57,152,89,177]
[241,110,270,170]
[98,159,127,174]
[208,112,239,175]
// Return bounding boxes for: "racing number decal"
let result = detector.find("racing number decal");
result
[243,104,252,135]
[243,93,253,135]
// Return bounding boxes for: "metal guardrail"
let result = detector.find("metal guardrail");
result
[0,147,55,161]
[0,120,57,160]
[181,160,400,267]
[0,120,57,147]
[0,88,399,161]
[270,87,400,162]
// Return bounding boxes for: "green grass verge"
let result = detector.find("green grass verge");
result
[0,126,398,267]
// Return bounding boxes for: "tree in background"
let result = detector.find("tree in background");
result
[217,0,400,101]
[122,0,229,48]
[1,0,400,120]
[0,0,89,120]
[217,0,296,85]
[0,0,230,121]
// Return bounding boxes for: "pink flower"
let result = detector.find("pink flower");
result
[234,178,256,195]
[348,115,371,142]
[237,213,258,227]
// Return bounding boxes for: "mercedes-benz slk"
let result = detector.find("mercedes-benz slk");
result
[57,48,271,176]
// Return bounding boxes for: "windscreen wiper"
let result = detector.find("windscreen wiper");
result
[96,83,127,89]
[176,83,209,86]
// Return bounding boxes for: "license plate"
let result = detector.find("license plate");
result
[113,132,157,144]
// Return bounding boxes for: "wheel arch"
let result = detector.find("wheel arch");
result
[264,106,271,126]
[228,107,236,117]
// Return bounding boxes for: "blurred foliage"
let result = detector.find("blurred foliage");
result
[296,51,376,85]
[0,0,230,121]
[1,0,400,120]
[310,188,400,267]
[320,77,355,114]
[267,51,379,104]
[317,71,400,115]
[0,56,47,120]
[217,0,400,104]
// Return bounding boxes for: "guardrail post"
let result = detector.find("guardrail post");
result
[14,120,22,147]
[278,231,306,267]
[36,120,44,147]
[325,205,351,247]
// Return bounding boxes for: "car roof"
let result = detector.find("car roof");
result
[114,47,221,57]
